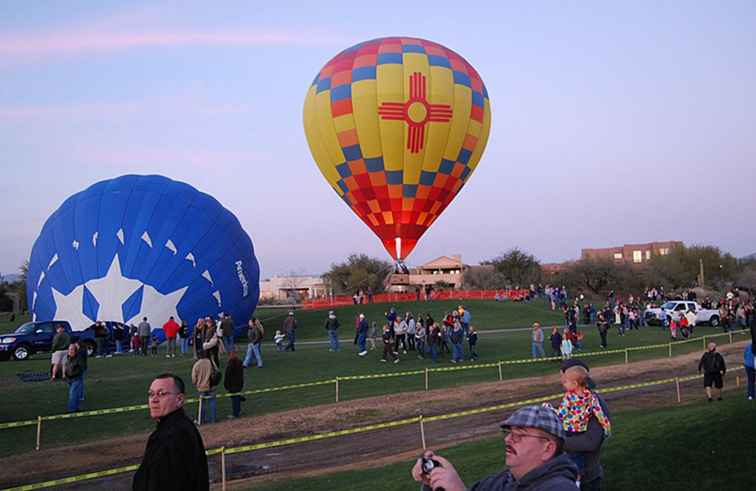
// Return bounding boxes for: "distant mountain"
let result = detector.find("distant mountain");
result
[0,273,21,283]
[743,253,756,261]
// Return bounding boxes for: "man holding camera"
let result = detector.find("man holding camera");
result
[412,405,578,490]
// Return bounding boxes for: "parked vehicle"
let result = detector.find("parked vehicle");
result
[0,320,79,361]
[0,320,133,361]
[644,301,720,327]
[79,321,130,357]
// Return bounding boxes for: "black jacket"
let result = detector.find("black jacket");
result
[224,357,244,393]
[698,351,726,374]
[132,408,208,491]
[324,318,340,331]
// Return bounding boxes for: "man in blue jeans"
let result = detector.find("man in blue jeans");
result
[283,312,298,352]
[220,313,235,352]
[355,313,368,356]
[324,310,340,352]
[243,318,264,368]
[192,353,217,424]
[63,344,84,412]
[450,322,464,363]
[744,342,755,401]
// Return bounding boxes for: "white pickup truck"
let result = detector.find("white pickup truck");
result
[644,301,720,327]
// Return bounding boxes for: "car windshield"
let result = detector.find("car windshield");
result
[661,302,677,310]
[14,322,36,335]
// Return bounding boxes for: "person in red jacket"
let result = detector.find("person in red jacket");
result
[163,317,181,358]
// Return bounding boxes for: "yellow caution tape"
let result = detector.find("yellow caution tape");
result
[0,419,38,430]
[43,403,150,422]
[338,370,425,381]
[1,333,745,430]
[1,464,139,491]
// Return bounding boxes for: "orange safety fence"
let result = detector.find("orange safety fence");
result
[302,289,531,310]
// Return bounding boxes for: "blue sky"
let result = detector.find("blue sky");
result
[1,1,754,278]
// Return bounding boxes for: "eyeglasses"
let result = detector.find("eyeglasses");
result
[148,390,177,399]
[501,430,553,444]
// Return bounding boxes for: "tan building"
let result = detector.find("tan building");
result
[581,241,682,265]
[259,275,329,301]
[387,255,466,291]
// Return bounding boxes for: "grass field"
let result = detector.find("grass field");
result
[0,300,745,459]
[242,396,756,490]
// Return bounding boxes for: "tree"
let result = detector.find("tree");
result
[482,248,541,287]
[18,260,28,312]
[647,245,738,290]
[461,266,506,290]
[0,283,13,311]
[323,254,393,295]
[557,258,632,296]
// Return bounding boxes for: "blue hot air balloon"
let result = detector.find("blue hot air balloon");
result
[27,175,260,333]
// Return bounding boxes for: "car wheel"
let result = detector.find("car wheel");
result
[12,345,30,361]
[709,316,720,327]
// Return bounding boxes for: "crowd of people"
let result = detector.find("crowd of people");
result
[39,281,756,491]
[321,305,479,364]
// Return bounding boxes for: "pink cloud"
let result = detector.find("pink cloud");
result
[0,28,348,62]
[0,91,255,122]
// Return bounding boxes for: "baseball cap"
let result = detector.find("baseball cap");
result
[500,405,565,441]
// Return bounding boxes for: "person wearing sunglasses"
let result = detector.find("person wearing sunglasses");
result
[133,373,209,491]
[411,405,578,490]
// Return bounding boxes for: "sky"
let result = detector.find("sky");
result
[1,1,754,279]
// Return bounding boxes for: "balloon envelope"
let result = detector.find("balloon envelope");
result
[304,37,491,260]
[27,175,260,330]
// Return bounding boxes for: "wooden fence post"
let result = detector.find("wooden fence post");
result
[221,447,227,491]
[424,368,429,391]
[668,342,672,358]
[702,335,707,350]
[498,362,503,381]
[35,416,42,451]
[335,377,340,402]
[736,375,741,388]
[197,397,203,426]
[419,415,427,449]
[675,377,681,403]
[729,332,733,344]
[624,349,629,364]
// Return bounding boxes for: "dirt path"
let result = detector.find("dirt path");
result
[1,341,748,489]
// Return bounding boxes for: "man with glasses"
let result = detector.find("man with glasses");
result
[133,373,209,491]
[411,405,578,490]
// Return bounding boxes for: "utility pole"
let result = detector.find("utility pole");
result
[698,258,705,288]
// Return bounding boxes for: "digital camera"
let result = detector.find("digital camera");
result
[421,457,441,474]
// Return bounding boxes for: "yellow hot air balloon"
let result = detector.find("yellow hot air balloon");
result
[304,37,491,262]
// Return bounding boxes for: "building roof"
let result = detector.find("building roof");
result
[420,255,463,270]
